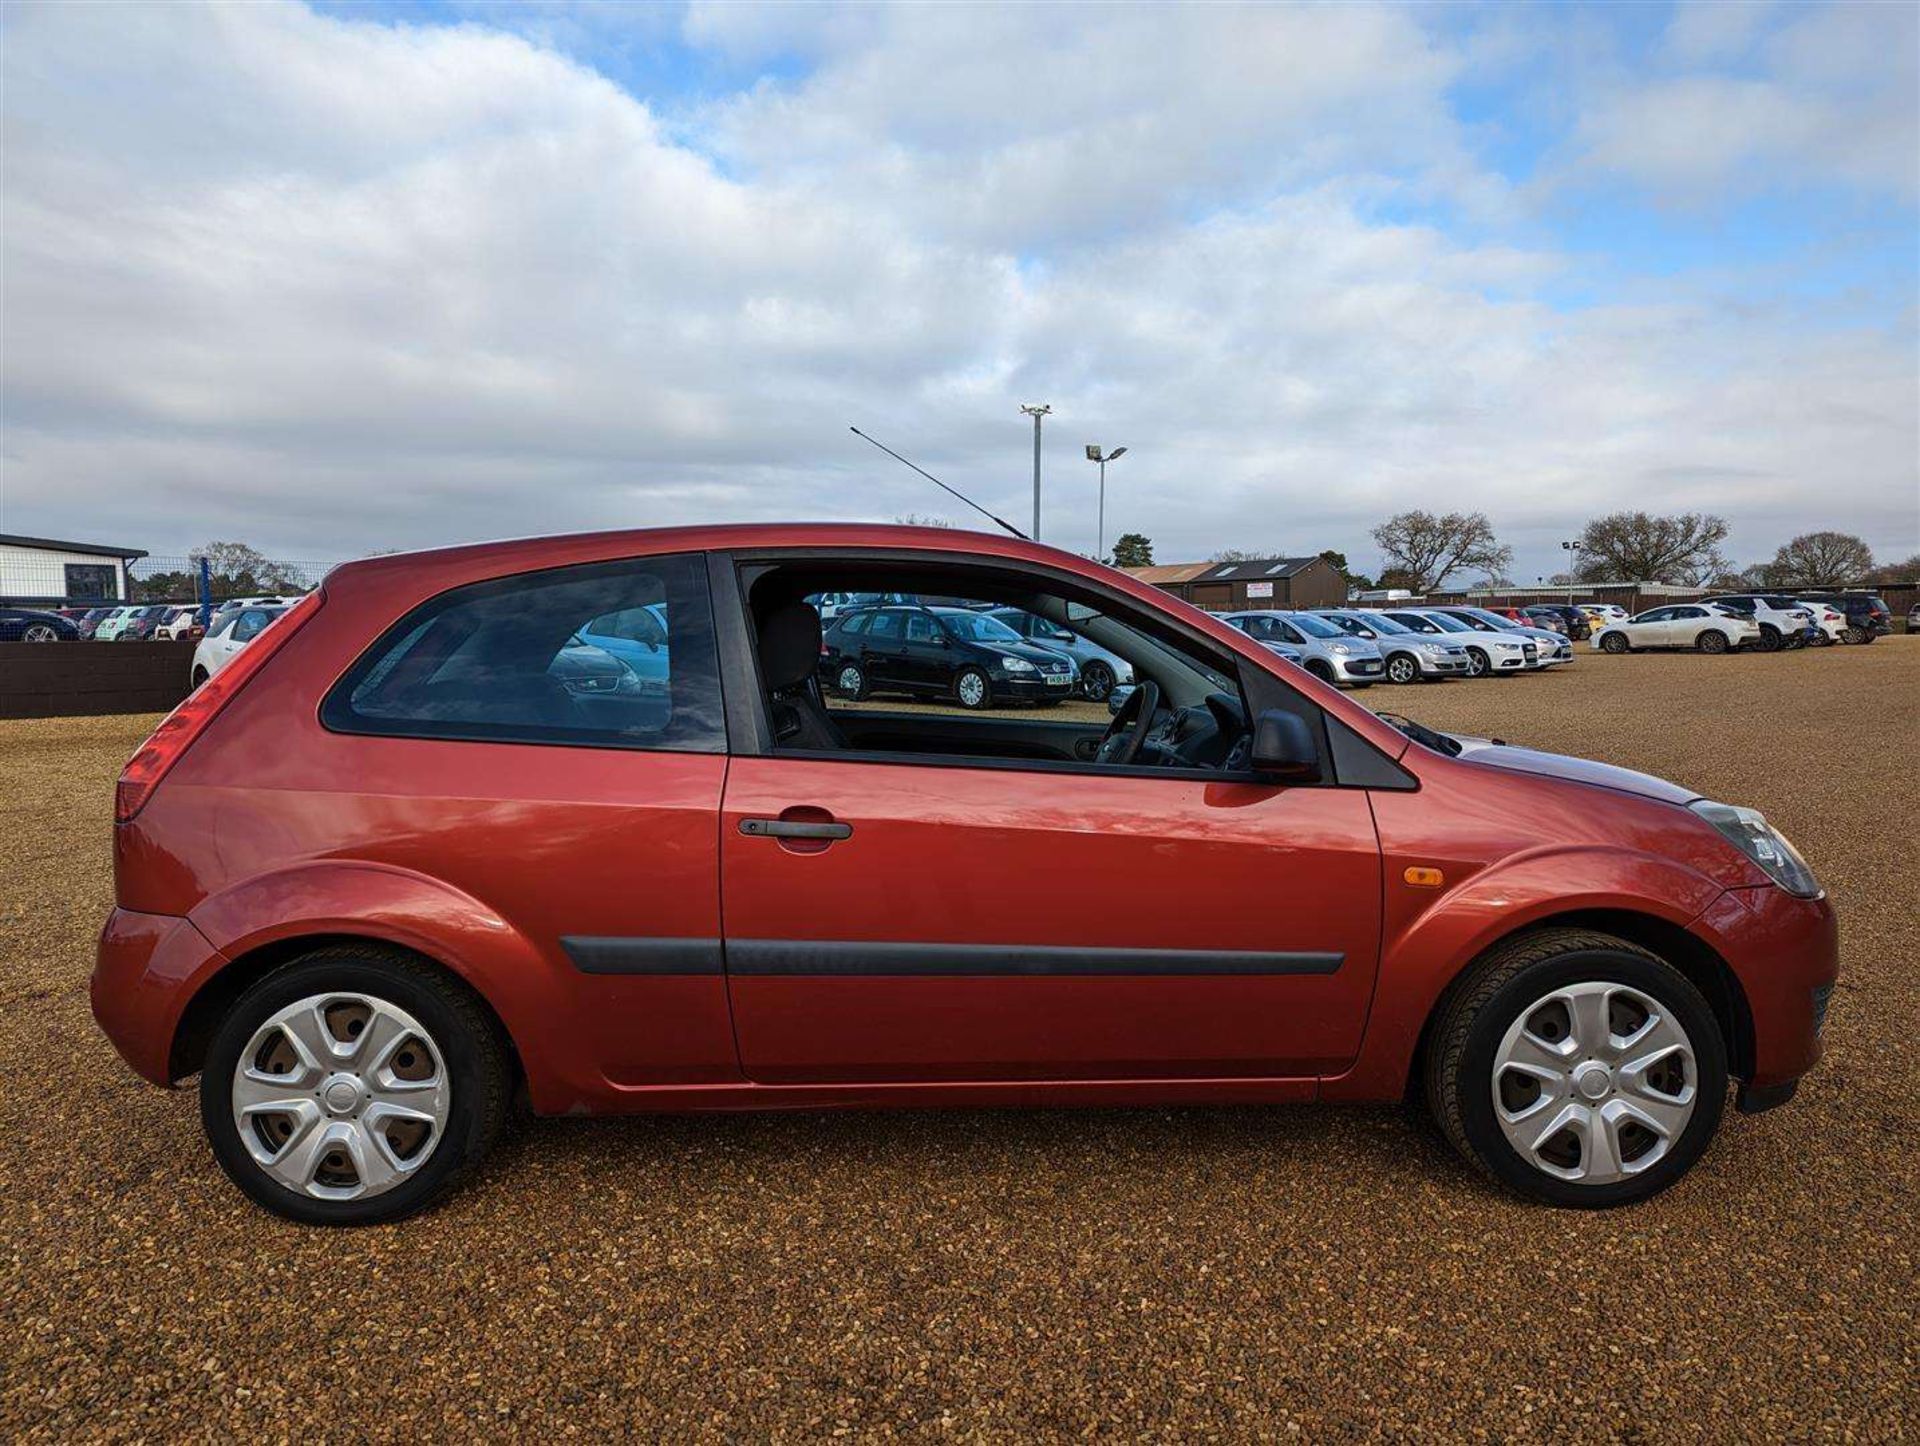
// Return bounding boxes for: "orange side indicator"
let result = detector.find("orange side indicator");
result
[1403,866,1445,888]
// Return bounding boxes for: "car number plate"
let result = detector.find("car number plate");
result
[1046,673,1071,685]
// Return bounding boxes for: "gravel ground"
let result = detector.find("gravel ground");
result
[4,643,1915,1440]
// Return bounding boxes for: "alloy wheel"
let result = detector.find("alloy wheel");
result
[837,664,864,698]
[1490,981,1696,1185]
[955,669,989,708]
[1386,654,1418,684]
[1465,648,1489,676]
[22,624,59,642]
[1082,662,1114,701]
[231,993,450,1202]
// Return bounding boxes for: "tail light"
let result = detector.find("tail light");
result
[115,591,324,824]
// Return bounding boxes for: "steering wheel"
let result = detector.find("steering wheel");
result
[1096,679,1161,766]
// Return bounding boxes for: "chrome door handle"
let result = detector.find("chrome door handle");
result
[739,818,852,841]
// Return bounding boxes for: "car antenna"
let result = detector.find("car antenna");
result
[848,426,1031,540]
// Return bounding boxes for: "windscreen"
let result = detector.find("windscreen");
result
[1285,613,1343,639]
[939,611,1023,643]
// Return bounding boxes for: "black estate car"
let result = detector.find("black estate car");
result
[0,606,80,642]
[821,603,1074,709]
[1520,604,1591,640]
[1796,592,1893,643]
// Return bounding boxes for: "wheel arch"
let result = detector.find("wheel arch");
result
[1402,907,1755,1102]
[168,931,526,1089]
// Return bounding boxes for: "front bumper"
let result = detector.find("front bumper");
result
[1417,653,1472,677]
[997,671,1075,698]
[1329,655,1385,684]
[1691,884,1839,1092]
[92,908,229,1087]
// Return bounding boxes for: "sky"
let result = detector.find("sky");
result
[2,0,1916,583]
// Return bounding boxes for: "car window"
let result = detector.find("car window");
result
[867,611,903,640]
[323,553,722,752]
[1635,608,1672,622]
[1385,612,1436,633]
[1285,614,1342,640]
[1424,614,1473,633]
[938,611,1023,643]
[583,604,667,649]
[905,613,941,643]
[839,611,871,636]
[232,610,271,642]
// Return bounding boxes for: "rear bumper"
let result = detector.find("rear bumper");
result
[92,908,229,1087]
[1692,885,1839,1091]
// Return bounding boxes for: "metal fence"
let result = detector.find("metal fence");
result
[126,555,335,606]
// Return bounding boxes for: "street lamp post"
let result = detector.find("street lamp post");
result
[1084,444,1127,562]
[1020,403,1050,540]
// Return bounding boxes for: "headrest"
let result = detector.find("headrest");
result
[758,601,822,692]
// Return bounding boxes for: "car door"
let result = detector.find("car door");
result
[1668,606,1707,645]
[718,578,1385,1085]
[1627,608,1674,646]
[860,609,910,690]
[902,609,950,691]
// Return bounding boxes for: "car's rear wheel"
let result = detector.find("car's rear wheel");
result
[1080,660,1116,701]
[834,661,869,701]
[1385,653,1419,685]
[190,666,210,689]
[200,948,510,1225]
[22,623,60,642]
[1756,625,1781,653]
[954,667,992,709]
[1600,633,1629,655]
[1464,647,1490,676]
[1425,928,1726,1207]
[1696,629,1728,654]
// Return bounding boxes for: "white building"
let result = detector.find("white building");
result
[0,533,148,603]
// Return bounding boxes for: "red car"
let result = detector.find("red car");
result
[93,525,1836,1223]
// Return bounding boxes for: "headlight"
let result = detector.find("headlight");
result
[1690,801,1821,897]
[1000,656,1035,673]
[1329,642,1353,656]
[1419,641,1446,656]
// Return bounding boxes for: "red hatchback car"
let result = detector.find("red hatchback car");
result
[94,525,1837,1223]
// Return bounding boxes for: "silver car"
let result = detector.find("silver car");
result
[1433,607,1575,668]
[986,607,1135,702]
[1381,609,1538,677]
[1313,608,1472,684]
[1222,610,1385,688]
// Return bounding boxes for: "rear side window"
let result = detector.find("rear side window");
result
[322,553,723,753]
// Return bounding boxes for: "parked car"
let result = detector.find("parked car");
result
[190,605,288,686]
[1312,608,1471,684]
[1592,604,1760,654]
[1431,608,1575,669]
[820,602,1073,708]
[1908,601,1920,635]
[0,606,80,641]
[1799,601,1849,647]
[1520,605,1590,641]
[92,524,1837,1224]
[1579,605,1629,632]
[118,604,182,641]
[572,602,673,698]
[153,607,205,642]
[986,607,1135,701]
[1221,610,1384,688]
[1795,592,1892,644]
[91,605,145,642]
[1381,609,1538,677]
[1702,595,1817,651]
[72,606,118,639]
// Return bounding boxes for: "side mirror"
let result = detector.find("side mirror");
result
[1250,710,1321,783]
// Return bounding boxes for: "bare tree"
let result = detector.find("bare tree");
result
[1369,511,1513,592]
[1573,512,1730,585]
[892,513,954,529]
[1208,548,1266,563]
[1756,531,1876,588]
[1867,552,1920,585]
[193,541,308,594]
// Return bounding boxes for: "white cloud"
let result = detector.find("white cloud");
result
[1,0,1914,582]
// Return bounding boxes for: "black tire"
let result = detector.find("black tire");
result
[953,666,993,710]
[1859,632,1878,645]
[1840,626,1864,645]
[1756,625,1781,653]
[1385,653,1419,685]
[22,623,60,642]
[190,666,210,689]
[1600,632,1629,655]
[1305,659,1337,685]
[1080,660,1116,702]
[833,660,869,701]
[1696,629,1728,655]
[199,947,511,1226]
[1424,928,1727,1208]
[1465,646,1490,676]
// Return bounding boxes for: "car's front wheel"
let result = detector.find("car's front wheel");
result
[22,623,60,642]
[200,947,510,1225]
[1600,633,1630,654]
[1384,653,1420,685]
[1425,929,1726,1208]
[1464,647,1490,676]
[953,666,992,709]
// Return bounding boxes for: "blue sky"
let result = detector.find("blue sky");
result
[4,0,1915,578]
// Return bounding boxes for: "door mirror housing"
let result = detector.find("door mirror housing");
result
[1250,710,1321,783]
